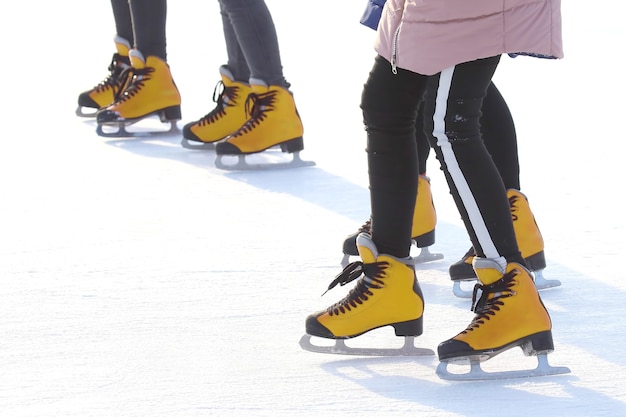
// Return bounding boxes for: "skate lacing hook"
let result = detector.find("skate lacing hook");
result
[323,261,388,315]
[465,270,518,333]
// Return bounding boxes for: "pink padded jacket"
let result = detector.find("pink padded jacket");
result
[374,0,563,75]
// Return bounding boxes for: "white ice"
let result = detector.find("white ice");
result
[0,1,624,416]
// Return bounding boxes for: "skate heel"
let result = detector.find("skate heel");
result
[522,330,555,356]
[525,250,546,271]
[280,137,304,153]
[391,317,423,337]
[413,229,435,247]
[160,105,182,122]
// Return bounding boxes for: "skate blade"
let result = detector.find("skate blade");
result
[299,334,434,357]
[340,254,351,268]
[452,280,475,299]
[436,353,571,381]
[533,269,562,290]
[452,270,561,299]
[342,246,443,269]
[180,137,217,150]
[76,106,97,118]
[215,152,315,171]
[96,120,179,138]
[413,247,444,264]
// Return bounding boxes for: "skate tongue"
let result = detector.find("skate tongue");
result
[355,233,378,262]
[472,257,507,285]
[129,49,146,69]
[471,272,515,313]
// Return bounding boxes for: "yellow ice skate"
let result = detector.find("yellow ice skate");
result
[437,258,570,380]
[341,175,443,267]
[214,81,314,170]
[181,66,252,150]
[300,233,433,356]
[450,189,560,297]
[96,49,181,137]
[76,36,131,117]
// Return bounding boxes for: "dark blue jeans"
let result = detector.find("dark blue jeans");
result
[218,0,289,88]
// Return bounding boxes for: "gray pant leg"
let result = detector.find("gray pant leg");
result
[218,0,289,88]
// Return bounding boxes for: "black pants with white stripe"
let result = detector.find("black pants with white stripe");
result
[361,54,524,266]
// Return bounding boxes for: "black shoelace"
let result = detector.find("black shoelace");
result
[322,260,389,316]
[463,269,518,333]
[196,81,243,126]
[229,90,278,137]
[111,65,154,104]
[93,53,129,94]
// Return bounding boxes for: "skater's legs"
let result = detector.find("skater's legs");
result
[96,0,180,134]
[415,99,431,175]
[218,1,249,83]
[481,82,521,190]
[361,55,428,258]
[111,0,133,45]
[417,82,521,186]
[128,0,168,60]
[304,56,428,341]
[424,56,523,264]
[218,0,289,88]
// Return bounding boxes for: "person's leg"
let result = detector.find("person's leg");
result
[340,92,439,265]
[213,0,306,165]
[424,57,554,370]
[362,55,427,258]
[76,0,133,115]
[302,55,427,346]
[218,0,250,83]
[128,0,167,60]
[181,0,253,147]
[448,81,548,292]
[425,56,522,264]
[111,0,134,45]
[481,82,520,190]
[481,82,548,278]
[417,81,519,187]
[414,99,431,176]
[189,0,296,154]
[96,0,180,135]
[218,0,289,88]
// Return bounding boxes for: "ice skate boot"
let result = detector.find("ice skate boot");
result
[181,66,252,150]
[214,81,314,170]
[341,175,443,267]
[437,258,570,380]
[76,36,131,117]
[300,233,433,356]
[450,189,560,298]
[96,49,181,137]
